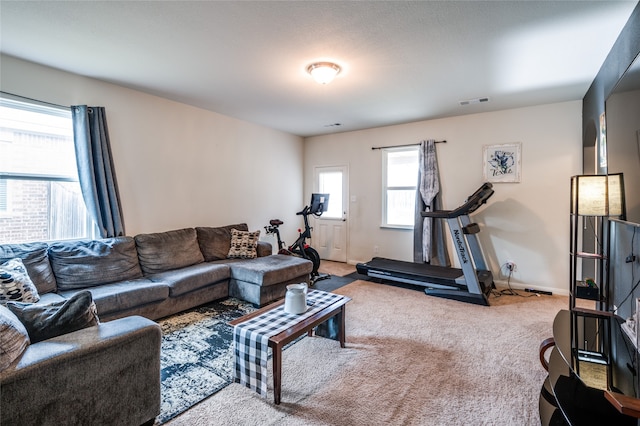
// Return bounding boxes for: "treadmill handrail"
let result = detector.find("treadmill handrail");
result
[421,183,494,219]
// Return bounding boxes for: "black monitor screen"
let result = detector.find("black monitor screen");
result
[310,193,329,214]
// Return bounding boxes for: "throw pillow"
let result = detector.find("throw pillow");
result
[5,291,99,343]
[0,258,41,304]
[0,305,30,371]
[227,229,261,259]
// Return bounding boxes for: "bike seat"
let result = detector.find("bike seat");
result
[269,219,283,226]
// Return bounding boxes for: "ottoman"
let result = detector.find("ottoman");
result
[228,254,313,306]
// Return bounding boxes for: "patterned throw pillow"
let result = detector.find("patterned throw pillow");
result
[0,258,40,304]
[227,229,261,259]
[0,305,30,371]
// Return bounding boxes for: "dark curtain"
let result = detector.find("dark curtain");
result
[413,140,450,266]
[71,106,125,238]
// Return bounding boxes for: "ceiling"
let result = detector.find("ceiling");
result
[1,1,637,137]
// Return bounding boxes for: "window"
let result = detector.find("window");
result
[0,97,95,243]
[382,147,419,228]
[317,168,343,220]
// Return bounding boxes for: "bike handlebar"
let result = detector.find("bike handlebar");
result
[296,205,324,217]
[296,205,309,216]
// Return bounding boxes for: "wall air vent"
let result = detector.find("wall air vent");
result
[459,97,490,106]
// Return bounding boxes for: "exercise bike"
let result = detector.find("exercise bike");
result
[265,193,331,285]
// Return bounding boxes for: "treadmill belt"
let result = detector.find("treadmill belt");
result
[363,257,462,280]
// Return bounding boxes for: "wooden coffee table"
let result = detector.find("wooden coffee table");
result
[230,294,350,404]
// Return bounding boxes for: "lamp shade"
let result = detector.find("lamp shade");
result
[607,173,624,217]
[571,174,625,217]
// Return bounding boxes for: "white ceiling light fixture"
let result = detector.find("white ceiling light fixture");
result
[307,62,341,84]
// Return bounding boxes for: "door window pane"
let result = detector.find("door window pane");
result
[318,171,342,219]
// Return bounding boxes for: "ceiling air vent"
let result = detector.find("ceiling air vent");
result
[459,97,490,106]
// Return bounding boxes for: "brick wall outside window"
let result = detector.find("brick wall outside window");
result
[0,180,50,243]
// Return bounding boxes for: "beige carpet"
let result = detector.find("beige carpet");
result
[167,280,567,425]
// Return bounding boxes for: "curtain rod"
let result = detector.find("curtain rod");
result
[371,140,446,150]
[0,91,69,109]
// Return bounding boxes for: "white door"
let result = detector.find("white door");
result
[312,166,348,262]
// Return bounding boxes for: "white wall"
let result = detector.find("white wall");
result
[304,101,583,294]
[1,55,304,244]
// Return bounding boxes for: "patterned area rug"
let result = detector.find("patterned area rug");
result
[155,298,256,425]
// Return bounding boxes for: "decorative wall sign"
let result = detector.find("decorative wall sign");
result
[483,142,521,183]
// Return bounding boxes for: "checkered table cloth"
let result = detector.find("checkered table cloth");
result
[233,289,346,397]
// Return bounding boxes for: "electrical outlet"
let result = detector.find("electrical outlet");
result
[373,245,379,255]
[506,261,517,272]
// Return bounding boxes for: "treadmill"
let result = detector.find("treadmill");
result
[356,183,495,306]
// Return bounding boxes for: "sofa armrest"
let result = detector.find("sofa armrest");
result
[0,316,161,426]
[257,241,273,257]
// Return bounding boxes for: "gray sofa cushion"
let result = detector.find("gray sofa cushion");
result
[196,223,249,261]
[256,241,273,257]
[59,279,169,316]
[229,254,312,286]
[38,292,67,305]
[5,291,99,343]
[147,263,230,297]
[135,228,204,274]
[48,237,143,290]
[0,242,57,294]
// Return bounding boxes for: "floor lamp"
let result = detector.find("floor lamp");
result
[570,173,625,366]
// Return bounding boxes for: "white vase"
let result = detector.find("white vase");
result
[284,283,307,314]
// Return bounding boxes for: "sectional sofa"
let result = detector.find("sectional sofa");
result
[1,223,312,319]
[0,223,312,426]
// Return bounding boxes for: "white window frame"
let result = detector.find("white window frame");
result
[381,146,419,229]
[0,96,95,242]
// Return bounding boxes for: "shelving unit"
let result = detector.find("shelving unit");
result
[539,176,638,425]
[569,175,613,369]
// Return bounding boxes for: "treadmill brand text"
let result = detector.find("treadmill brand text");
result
[453,230,468,264]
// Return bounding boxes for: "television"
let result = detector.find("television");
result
[608,219,640,397]
[310,193,329,215]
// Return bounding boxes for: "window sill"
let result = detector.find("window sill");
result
[380,225,414,230]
